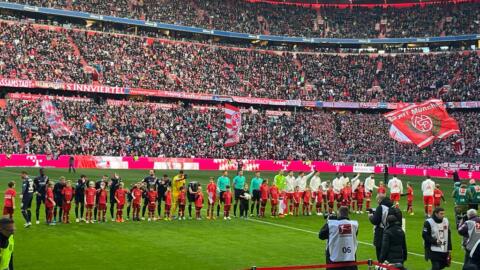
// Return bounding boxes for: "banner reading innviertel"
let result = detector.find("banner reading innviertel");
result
[1,154,479,180]
[385,99,460,148]
[2,78,480,109]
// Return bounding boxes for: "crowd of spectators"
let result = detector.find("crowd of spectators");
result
[9,0,480,38]
[2,98,479,165]
[1,22,479,102]
[0,22,86,83]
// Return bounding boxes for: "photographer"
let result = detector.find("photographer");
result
[423,207,452,270]
[319,206,359,270]
[458,209,480,266]
[369,194,401,260]
[379,211,407,267]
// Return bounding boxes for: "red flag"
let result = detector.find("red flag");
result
[452,137,466,155]
[384,99,460,149]
[224,104,241,147]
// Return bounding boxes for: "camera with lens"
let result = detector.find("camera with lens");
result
[324,213,338,220]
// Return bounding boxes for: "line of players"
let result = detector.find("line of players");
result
[8,168,480,227]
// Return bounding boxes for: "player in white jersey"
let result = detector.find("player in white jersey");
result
[285,171,296,215]
[387,175,403,208]
[350,174,360,212]
[296,171,315,192]
[364,174,377,210]
[422,176,436,217]
[309,171,321,215]
[332,173,344,209]
[341,173,350,188]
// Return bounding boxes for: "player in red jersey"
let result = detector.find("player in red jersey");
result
[377,181,386,195]
[259,180,269,218]
[97,182,108,222]
[340,183,352,209]
[270,182,279,218]
[355,182,366,214]
[293,186,301,216]
[164,187,172,221]
[84,181,97,223]
[406,182,414,215]
[302,187,312,216]
[131,183,143,221]
[147,186,158,221]
[326,184,335,214]
[114,182,128,222]
[45,182,55,225]
[61,180,74,223]
[3,182,16,219]
[178,186,187,220]
[433,184,445,208]
[194,186,204,220]
[351,186,357,213]
[314,186,324,216]
[206,177,217,220]
[223,186,233,220]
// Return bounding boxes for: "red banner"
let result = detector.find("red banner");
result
[224,104,241,147]
[384,99,460,148]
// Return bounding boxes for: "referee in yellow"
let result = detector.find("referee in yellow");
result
[0,218,14,270]
[171,170,186,218]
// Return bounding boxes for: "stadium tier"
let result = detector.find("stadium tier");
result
[1,97,478,165]
[6,0,480,38]
[0,21,479,102]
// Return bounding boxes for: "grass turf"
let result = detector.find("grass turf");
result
[0,168,466,270]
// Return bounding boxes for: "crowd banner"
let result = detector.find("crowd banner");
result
[1,154,479,180]
[40,100,74,137]
[1,78,480,109]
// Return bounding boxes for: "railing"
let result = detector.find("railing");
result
[0,2,479,45]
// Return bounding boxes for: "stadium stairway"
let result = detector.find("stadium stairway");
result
[189,0,209,26]
[377,19,387,38]
[6,116,25,149]
[65,31,100,82]
[257,15,270,35]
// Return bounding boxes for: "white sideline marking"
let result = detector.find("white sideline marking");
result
[247,218,462,266]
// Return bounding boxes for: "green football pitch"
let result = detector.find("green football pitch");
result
[0,168,467,270]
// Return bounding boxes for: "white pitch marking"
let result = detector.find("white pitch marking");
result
[247,218,462,266]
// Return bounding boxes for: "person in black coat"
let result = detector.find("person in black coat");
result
[380,214,407,265]
[369,194,402,260]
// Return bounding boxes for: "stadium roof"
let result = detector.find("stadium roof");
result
[246,0,476,7]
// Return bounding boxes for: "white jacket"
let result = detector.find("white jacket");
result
[296,171,315,191]
[286,175,296,192]
[310,175,321,191]
[332,177,343,194]
[421,179,436,196]
[364,176,377,193]
[387,177,403,194]
[351,174,360,191]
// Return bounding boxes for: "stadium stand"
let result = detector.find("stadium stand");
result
[0,21,479,102]
[1,97,478,165]
[8,0,480,38]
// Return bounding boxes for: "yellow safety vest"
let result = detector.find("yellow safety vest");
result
[0,235,13,270]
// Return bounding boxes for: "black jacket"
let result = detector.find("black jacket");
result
[379,221,407,263]
[369,198,402,247]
